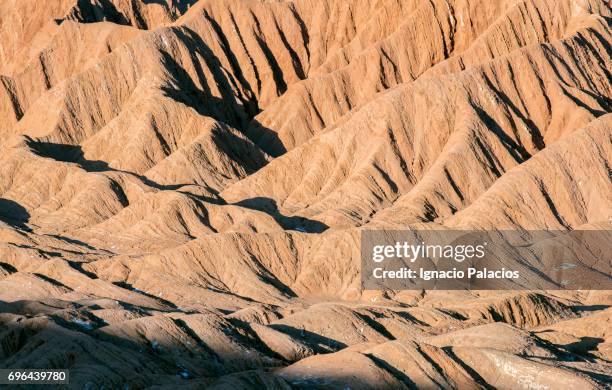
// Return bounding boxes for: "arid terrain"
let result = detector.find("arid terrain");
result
[0,0,611,388]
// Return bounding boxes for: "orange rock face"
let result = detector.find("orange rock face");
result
[0,0,610,388]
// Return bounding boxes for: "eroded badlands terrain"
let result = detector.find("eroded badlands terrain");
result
[0,0,611,388]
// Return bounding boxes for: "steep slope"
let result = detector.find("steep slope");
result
[0,0,610,388]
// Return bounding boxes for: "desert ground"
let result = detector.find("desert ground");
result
[0,0,611,388]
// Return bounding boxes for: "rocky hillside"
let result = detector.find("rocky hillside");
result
[0,0,610,388]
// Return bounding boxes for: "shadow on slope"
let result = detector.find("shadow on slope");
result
[1,297,610,388]
[0,198,30,229]
[143,0,198,14]
[27,140,219,199]
[65,0,131,26]
[158,28,288,156]
[0,303,286,388]
[233,197,328,233]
